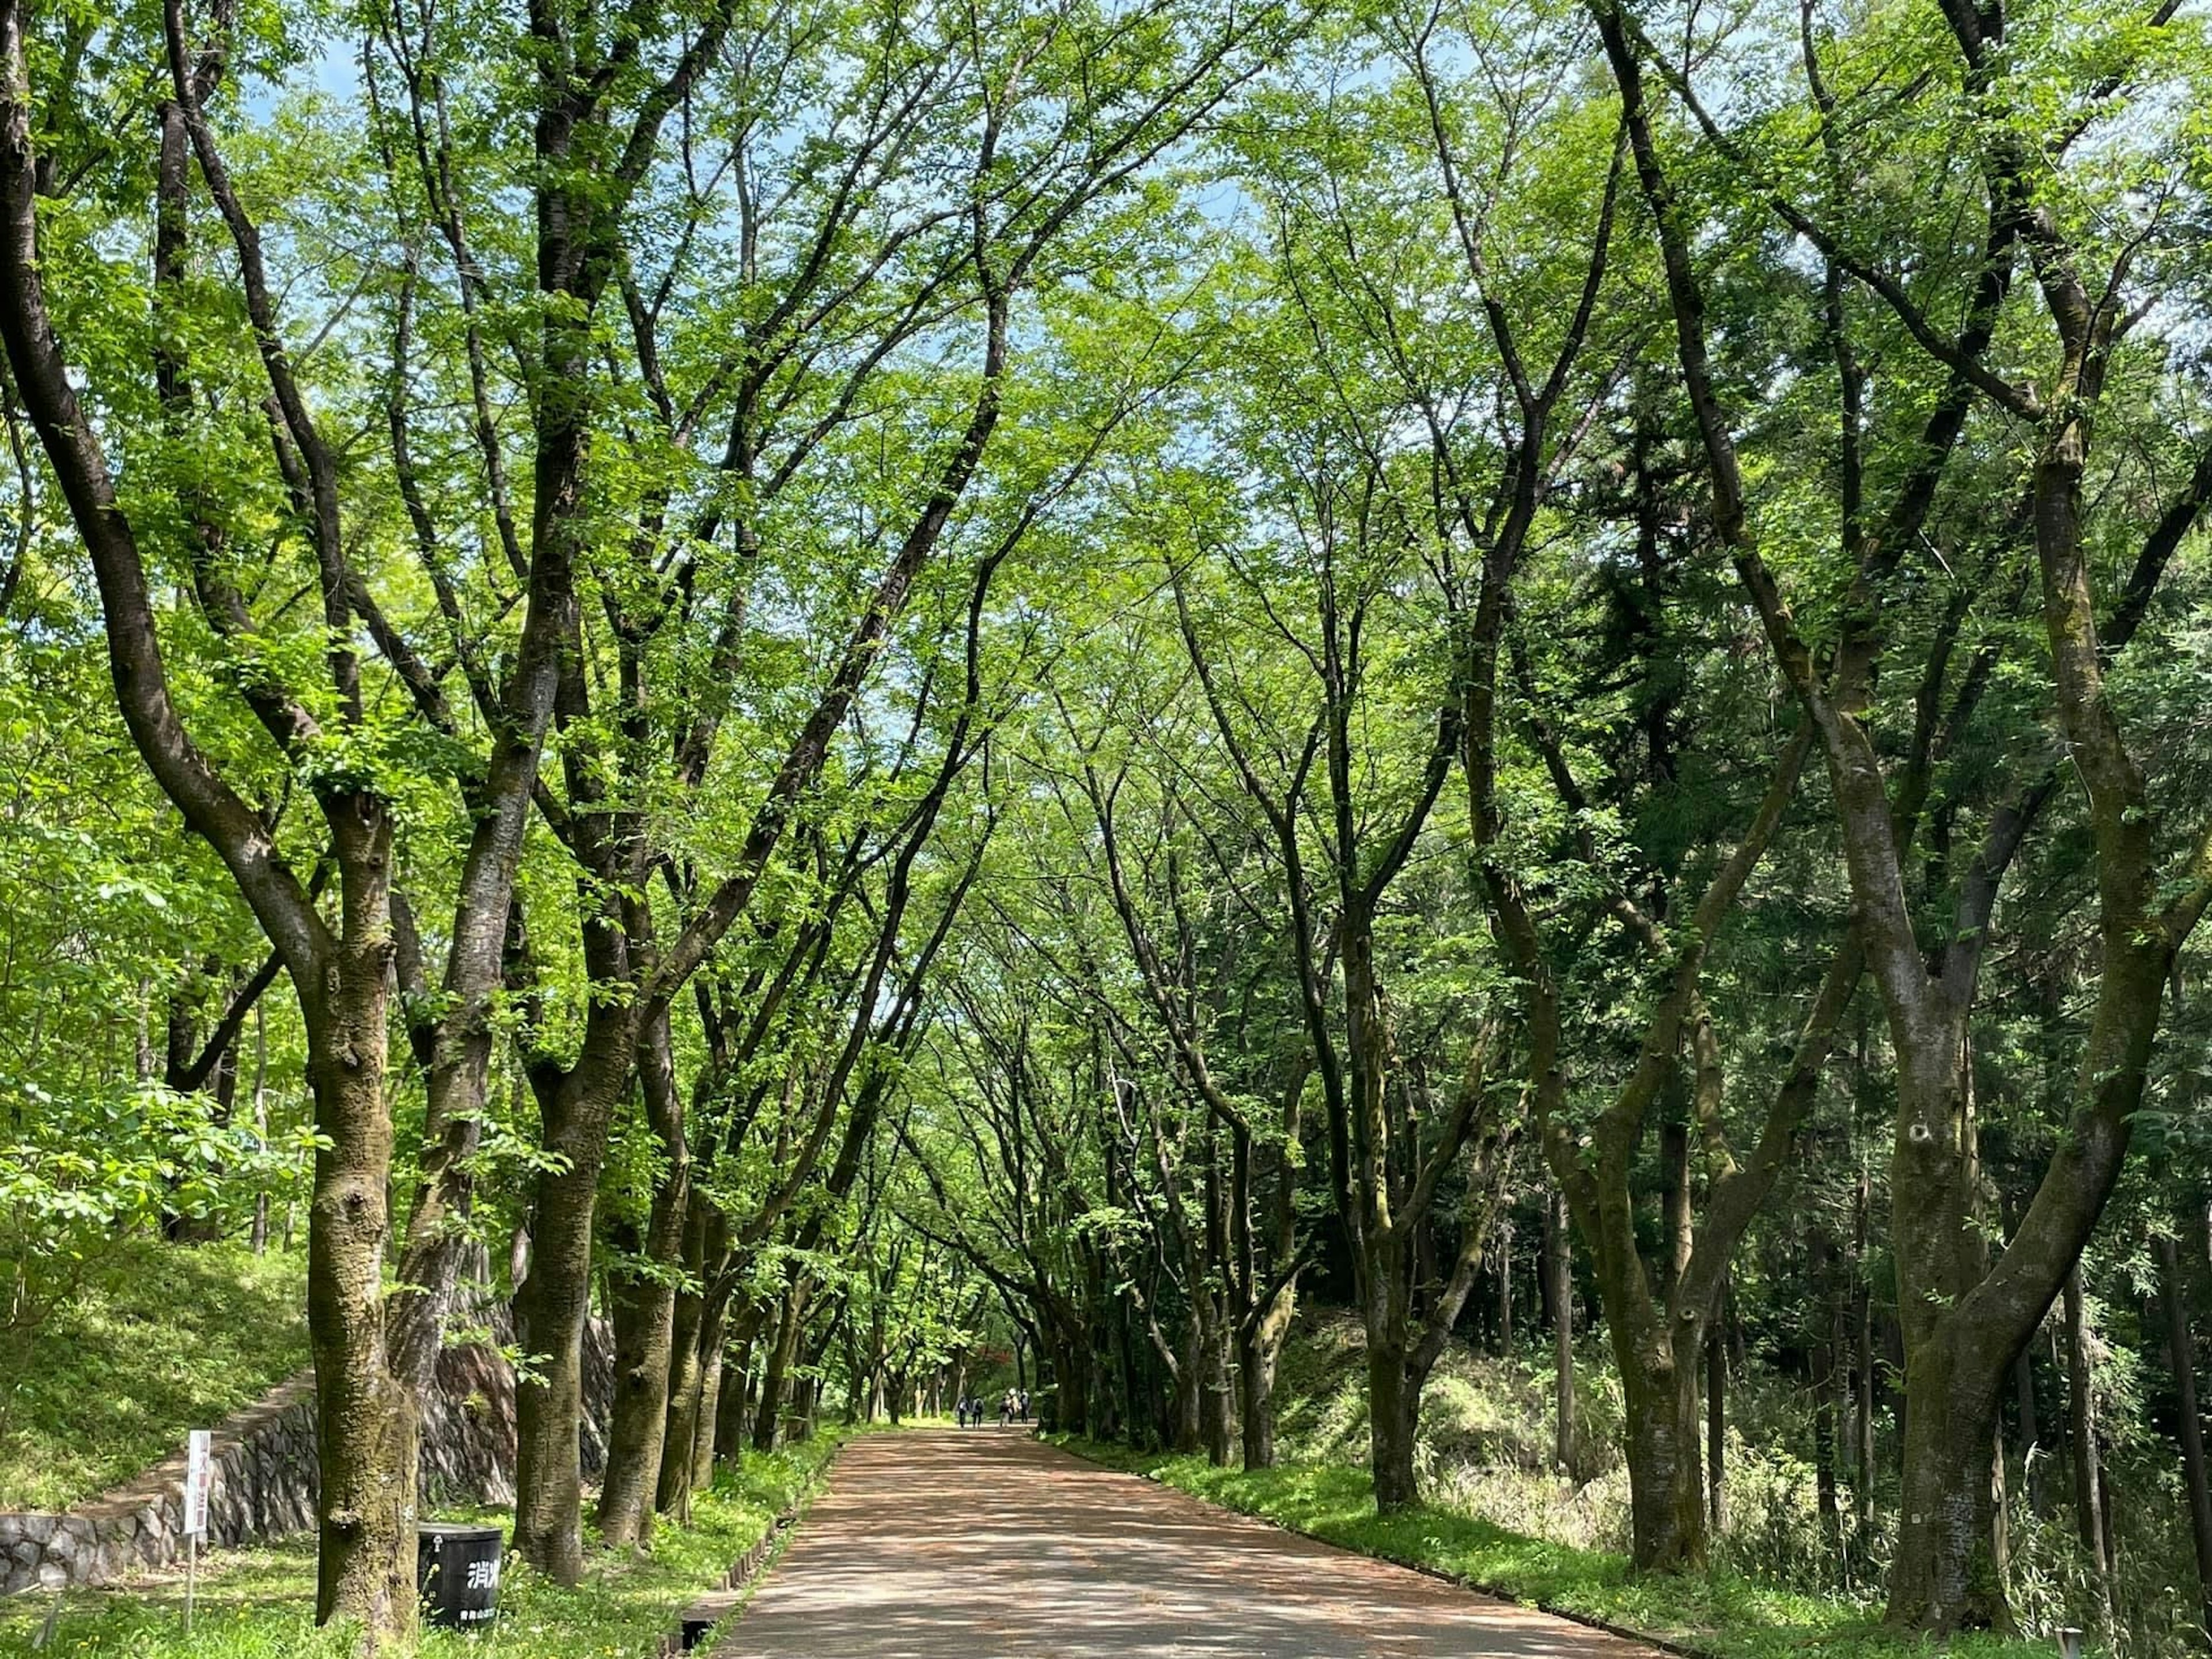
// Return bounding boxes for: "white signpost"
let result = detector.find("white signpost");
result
[182,1430,211,1634]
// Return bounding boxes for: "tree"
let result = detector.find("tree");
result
[1591,0,2212,1624]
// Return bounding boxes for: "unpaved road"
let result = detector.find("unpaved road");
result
[718,1429,1660,1657]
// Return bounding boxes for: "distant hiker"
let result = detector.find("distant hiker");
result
[1017,1389,1030,1421]
[955,1396,969,1427]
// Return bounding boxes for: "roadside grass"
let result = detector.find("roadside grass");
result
[0,1435,842,1658]
[1052,1439,2075,1659]
[0,1241,310,1512]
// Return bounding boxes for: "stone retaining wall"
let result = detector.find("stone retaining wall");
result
[0,1322,612,1597]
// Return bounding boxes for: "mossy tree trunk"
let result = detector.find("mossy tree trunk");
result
[304,838,418,1640]
[596,1009,688,1548]
[513,1014,633,1583]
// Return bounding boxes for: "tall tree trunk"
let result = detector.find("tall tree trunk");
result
[753,1277,806,1452]
[657,1207,722,1517]
[1813,1236,1842,1558]
[717,1333,753,1453]
[1187,1168,1229,1463]
[1237,1323,1278,1470]
[1235,1057,1306,1472]
[1886,1329,2010,1634]
[596,1012,688,1548]
[1854,1158,1876,1529]
[1880,1043,2018,1634]
[2157,1230,2212,1643]
[1548,1187,1575,1474]
[1367,1333,1418,1513]
[1707,1305,1728,1537]
[1063,1323,1092,1435]
[2097,1451,2115,1584]
[2096,1452,2117,1585]
[595,1211,652,1524]
[512,1045,627,1583]
[839,1331,861,1427]
[1116,1275,1145,1445]
[1613,1313,1708,1572]
[1494,1216,1514,1353]
[1201,1320,1232,1467]
[2064,1266,2114,1637]
[692,1336,724,1489]
[1990,1423,2012,1594]
[2014,1344,2043,1514]
[250,1006,270,1256]
[1171,1312,1203,1453]
[304,892,417,1638]
[1814,1343,1841,1561]
[1086,1252,1120,1441]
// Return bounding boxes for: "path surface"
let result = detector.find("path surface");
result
[718,1429,1661,1657]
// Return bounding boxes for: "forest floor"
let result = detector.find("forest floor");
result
[718,1427,1661,1657]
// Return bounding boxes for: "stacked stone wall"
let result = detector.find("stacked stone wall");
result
[1,1321,612,1596]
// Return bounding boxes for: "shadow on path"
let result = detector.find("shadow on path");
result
[719,1430,1661,1657]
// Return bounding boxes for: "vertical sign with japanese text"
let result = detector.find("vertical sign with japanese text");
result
[183,1430,212,1538]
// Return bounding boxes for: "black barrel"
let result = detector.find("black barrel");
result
[417,1522,503,1630]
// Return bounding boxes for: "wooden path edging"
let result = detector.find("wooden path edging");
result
[654,1438,846,1657]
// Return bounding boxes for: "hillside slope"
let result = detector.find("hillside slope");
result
[0,1240,308,1510]
[1270,1308,1829,1586]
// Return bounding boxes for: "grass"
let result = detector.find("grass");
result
[0,1434,843,1658]
[0,1240,310,1511]
[1053,1438,2074,1659]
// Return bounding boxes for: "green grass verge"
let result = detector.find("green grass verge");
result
[1,1241,311,1511]
[0,1434,844,1658]
[1051,1438,2073,1659]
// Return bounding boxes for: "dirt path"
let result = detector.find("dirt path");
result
[717,1429,1662,1657]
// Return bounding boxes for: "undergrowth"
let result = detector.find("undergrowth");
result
[1262,1310,2194,1653]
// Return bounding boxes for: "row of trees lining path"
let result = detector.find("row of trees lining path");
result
[1,0,2210,1647]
